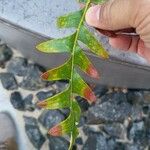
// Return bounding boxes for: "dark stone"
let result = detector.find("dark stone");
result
[7,57,28,76]
[0,44,13,67]
[82,133,108,150]
[38,110,65,129]
[24,94,35,111]
[129,121,148,149]
[48,136,69,150]
[24,116,37,126]
[10,92,24,110]
[125,144,142,150]
[36,90,55,101]
[127,91,144,105]
[130,105,143,121]
[93,85,108,98]
[0,73,18,90]
[76,96,90,112]
[19,64,47,91]
[142,105,149,115]
[86,93,132,124]
[75,137,83,145]
[78,115,87,127]
[55,81,69,92]
[106,138,126,150]
[103,123,126,139]
[143,91,150,104]
[24,116,46,149]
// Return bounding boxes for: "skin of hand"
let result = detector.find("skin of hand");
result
[85,0,150,62]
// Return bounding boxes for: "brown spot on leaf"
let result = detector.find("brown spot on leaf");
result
[37,101,48,108]
[41,72,49,80]
[83,87,96,103]
[48,125,62,136]
[86,64,100,79]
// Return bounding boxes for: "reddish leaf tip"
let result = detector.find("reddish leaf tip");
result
[37,101,48,108]
[83,87,96,103]
[86,64,100,79]
[41,72,49,80]
[48,125,62,136]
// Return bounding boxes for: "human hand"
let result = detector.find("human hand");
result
[85,0,150,62]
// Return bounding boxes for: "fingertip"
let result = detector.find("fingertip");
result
[85,5,100,27]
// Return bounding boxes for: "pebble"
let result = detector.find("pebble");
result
[38,110,65,129]
[24,116,46,149]
[86,93,132,124]
[48,136,69,150]
[0,44,13,67]
[7,57,28,76]
[19,64,47,91]
[36,90,55,101]
[10,91,24,110]
[24,94,35,111]
[0,73,18,90]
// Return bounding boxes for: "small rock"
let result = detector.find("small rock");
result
[107,138,126,150]
[38,110,65,129]
[10,92,24,110]
[129,121,148,149]
[7,57,28,76]
[86,93,132,124]
[19,64,47,91]
[0,44,13,67]
[24,116,37,126]
[36,90,55,101]
[82,133,108,150]
[75,137,83,145]
[143,91,150,104]
[24,116,46,149]
[93,85,108,98]
[127,91,144,105]
[48,136,69,150]
[103,123,126,139]
[125,144,141,150]
[130,105,143,121]
[55,81,69,92]
[0,73,18,90]
[76,96,90,112]
[24,94,35,111]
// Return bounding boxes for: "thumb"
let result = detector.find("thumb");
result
[85,0,137,30]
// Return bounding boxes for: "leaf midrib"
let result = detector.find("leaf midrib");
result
[69,0,91,149]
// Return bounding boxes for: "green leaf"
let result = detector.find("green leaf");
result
[79,25,109,59]
[48,100,80,137]
[73,71,96,103]
[57,9,84,28]
[36,0,109,149]
[36,34,75,53]
[78,0,106,4]
[41,58,72,81]
[75,46,99,79]
[37,87,71,109]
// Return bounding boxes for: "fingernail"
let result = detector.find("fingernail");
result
[85,5,101,26]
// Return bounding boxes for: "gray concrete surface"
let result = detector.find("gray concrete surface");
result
[0,0,149,66]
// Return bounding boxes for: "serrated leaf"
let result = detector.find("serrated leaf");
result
[78,0,106,4]
[37,87,71,109]
[75,46,99,79]
[41,58,71,80]
[57,9,84,28]
[48,100,80,136]
[79,25,109,59]
[36,34,75,53]
[73,71,96,103]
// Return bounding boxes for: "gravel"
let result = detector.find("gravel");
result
[1,46,149,150]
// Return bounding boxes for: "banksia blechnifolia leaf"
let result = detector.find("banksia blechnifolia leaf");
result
[36,0,109,149]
